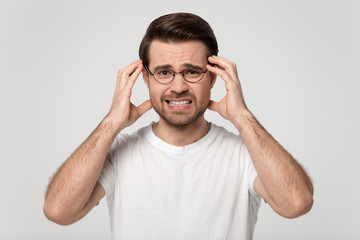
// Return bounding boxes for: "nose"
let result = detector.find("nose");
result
[169,72,189,93]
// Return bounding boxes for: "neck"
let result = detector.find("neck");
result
[153,116,210,146]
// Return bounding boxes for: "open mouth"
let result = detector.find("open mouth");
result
[165,100,192,106]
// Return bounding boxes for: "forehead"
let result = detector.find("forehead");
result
[148,40,208,68]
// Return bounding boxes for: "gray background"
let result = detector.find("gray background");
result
[1,0,359,239]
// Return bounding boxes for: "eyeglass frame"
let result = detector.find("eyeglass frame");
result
[144,64,210,84]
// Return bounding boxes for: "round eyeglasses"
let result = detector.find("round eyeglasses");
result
[144,65,208,84]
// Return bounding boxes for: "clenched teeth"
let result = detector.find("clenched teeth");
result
[168,100,191,106]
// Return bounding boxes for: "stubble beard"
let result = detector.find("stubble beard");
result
[151,93,209,127]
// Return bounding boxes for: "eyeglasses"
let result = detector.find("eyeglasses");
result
[144,65,208,84]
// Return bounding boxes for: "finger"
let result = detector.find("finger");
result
[117,60,142,88]
[207,64,242,94]
[208,100,219,112]
[136,99,152,117]
[208,56,238,79]
[126,63,143,89]
[207,64,231,83]
[208,55,234,68]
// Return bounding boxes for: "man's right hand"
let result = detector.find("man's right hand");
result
[106,60,152,133]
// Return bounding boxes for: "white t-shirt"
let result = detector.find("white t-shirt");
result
[99,123,261,240]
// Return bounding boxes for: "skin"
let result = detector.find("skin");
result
[43,40,313,225]
[143,40,216,146]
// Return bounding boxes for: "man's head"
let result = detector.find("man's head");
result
[139,13,218,127]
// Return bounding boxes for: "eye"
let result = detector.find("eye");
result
[184,69,201,76]
[156,70,173,76]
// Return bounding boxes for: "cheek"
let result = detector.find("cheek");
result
[149,86,164,103]
[149,90,157,104]
[200,83,212,98]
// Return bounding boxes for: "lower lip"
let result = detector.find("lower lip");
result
[166,101,192,110]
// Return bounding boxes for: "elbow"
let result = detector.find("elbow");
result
[43,201,77,226]
[282,192,314,219]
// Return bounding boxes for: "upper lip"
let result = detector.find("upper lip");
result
[166,98,192,101]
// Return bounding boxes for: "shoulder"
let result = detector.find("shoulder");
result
[208,124,246,155]
[208,123,250,165]
[211,123,243,144]
[107,124,152,162]
[113,124,151,147]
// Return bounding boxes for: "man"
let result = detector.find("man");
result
[44,13,313,239]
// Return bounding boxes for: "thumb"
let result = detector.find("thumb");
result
[136,99,152,117]
[208,100,219,112]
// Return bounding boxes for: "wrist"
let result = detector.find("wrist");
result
[102,114,125,136]
[231,108,256,133]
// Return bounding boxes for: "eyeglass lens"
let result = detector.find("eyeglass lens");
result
[154,69,205,83]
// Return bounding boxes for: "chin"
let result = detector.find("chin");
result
[155,108,207,127]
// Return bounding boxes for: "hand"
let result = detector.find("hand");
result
[106,60,152,131]
[207,56,248,123]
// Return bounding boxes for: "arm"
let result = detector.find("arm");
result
[207,56,313,218]
[43,60,152,225]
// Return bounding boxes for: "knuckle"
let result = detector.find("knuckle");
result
[119,71,129,80]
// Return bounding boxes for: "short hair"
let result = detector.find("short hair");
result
[139,12,218,67]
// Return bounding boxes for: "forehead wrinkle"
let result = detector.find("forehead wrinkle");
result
[148,40,208,70]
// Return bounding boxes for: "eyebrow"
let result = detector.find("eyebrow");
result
[153,63,204,72]
[153,64,172,72]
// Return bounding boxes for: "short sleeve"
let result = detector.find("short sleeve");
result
[240,141,261,199]
[98,134,128,199]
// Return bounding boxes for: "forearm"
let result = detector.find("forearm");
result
[233,110,313,215]
[44,116,120,221]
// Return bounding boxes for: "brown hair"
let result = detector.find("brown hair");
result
[139,12,218,67]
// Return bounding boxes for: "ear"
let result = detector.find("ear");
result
[142,69,150,88]
[209,72,217,89]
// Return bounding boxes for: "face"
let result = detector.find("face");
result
[143,40,216,127]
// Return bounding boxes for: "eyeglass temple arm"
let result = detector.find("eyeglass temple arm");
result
[144,65,153,75]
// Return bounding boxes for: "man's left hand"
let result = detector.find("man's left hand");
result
[207,56,249,123]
